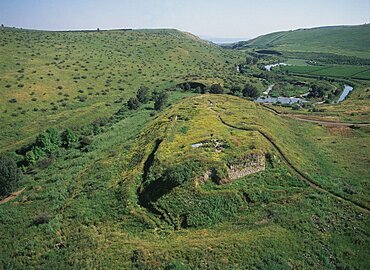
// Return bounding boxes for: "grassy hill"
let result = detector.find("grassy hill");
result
[0,94,369,269]
[0,25,369,269]
[234,24,370,59]
[0,27,255,152]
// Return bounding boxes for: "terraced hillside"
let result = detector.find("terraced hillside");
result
[0,27,253,152]
[1,94,368,269]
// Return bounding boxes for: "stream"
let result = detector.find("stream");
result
[337,84,353,103]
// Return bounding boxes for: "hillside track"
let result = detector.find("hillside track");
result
[214,111,369,213]
[0,188,25,205]
[260,104,370,127]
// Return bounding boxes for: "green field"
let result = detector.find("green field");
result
[279,65,370,80]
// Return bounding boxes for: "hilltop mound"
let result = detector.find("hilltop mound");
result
[0,93,369,268]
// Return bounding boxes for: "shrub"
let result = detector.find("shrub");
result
[61,128,77,148]
[136,86,150,103]
[33,213,50,225]
[0,155,20,196]
[209,84,224,94]
[230,85,241,95]
[242,83,259,98]
[127,97,140,110]
[154,91,168,111]
[35,128,61,154]
[163,160,201,186]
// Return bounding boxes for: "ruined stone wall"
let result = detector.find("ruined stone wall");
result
[227,154,265,180]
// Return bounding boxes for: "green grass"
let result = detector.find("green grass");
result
[279,65,370,80]
[244,24,370,59]
[0,94,369,269]
[0,24,369,269]
[0,27,252,153]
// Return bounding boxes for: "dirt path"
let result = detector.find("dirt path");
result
[261,104,370,127]
[216,113,369,213]
[0,188,25,205]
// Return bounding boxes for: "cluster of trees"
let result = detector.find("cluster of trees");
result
[180,82,260,98]
[23,128,78,165]
[127,86,168,111]
[228,83,259,98]
[308,83,329,98]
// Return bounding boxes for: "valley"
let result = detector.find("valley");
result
[0,23,369,269]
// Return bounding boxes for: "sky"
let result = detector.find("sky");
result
[0,0,369,39]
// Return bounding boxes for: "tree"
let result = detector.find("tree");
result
[308,83,326,98]
[183,83,191,92]
[136,86,150,103]
[209,84,224,94]
[35,128,61,155]
[230,85,241,96]
[242,83,259,98]
[0,155,20,196]
[154,91,168,111]
[61,128,77,148]
[127,97,140,110]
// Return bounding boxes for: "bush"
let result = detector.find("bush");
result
[154,91,168,111]
[35,128,61,154]
[136,86,150,103]
[292,103,301,110]
[209,84,224,94]
[163,160,201,186]
[0,155,20,196]
[127,97,140,110]
[33,213,50,225]
[61,128,78,148]
[230,85,241,95]
[242,83,259,98]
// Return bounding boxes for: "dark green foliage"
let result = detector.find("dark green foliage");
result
[154,91,168,111]
[23,128,61,165]
[163,161,201,186]
[209,84,224,94]
[242,83,259,98]
[308,83,328,98]
[61,128,77,148]
[35,128,61,154]
[127,97,140,110]
[136,86,150,103]
[183,83,191,92]
[230,85,241,95]
[32,213,50,225]
[0,155,20,196]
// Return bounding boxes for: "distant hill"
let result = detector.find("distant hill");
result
[232,24,370,59]
[0,27,248,152]
[199,36,249,44]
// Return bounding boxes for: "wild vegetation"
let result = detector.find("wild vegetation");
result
[0,25,369,269]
